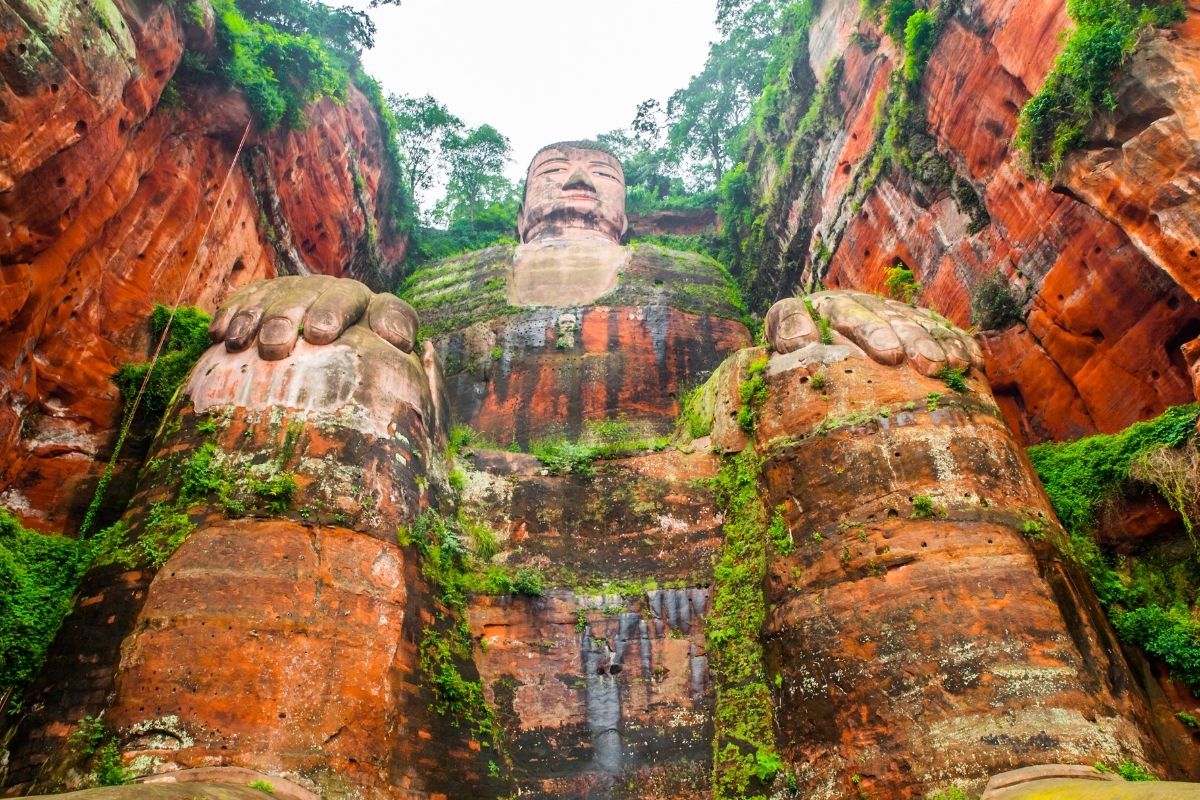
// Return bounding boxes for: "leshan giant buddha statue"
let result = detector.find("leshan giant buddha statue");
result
[4,142,1195,800]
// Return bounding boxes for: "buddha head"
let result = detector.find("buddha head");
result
[517,141,627,244]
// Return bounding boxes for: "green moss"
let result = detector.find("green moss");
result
[737,356,770,434]
[1016,0,1185,177]
[929,790,968,800]
[707,449,780,799]
[678,384,716,441]
[399,245,522,338]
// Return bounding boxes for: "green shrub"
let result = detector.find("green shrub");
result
[0,510,93,695]
[1095,759,1158,782]
[884,264,920,303]
[530,438,598,477]
[248,780,275,793]
[1112,605,1200,686]
[1016,0,1185,176]
[817,315,833,345]
[93,739,132,786]
[113,305,212,430]
[1030,405,1200,688]
[69,716,130,786]
[1028,404,1200,536]
[902,9,937,83]
[512,567,544,597]
[767,508,794,556]
[249,472,298,514]
[882,0,917,38]
[211,0,348,129]
[938,365,968,393]
[971,271,1023,330]
[911,495,935,518]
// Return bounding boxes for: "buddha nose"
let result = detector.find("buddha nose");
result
[562,167,596,192]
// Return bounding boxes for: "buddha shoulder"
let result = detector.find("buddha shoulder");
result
[402,240,744,335]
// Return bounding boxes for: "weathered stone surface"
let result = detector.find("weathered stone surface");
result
[1059,25,1200,302]
[0,0,406,533]
[21,783,303,800]
[407,242,751,446]
[737,0,1200,443]
[625,207,717,239]
[719,309,1175,796]
[469,591,712,799]
[458,446,723,797]
[987,777,1200,799]
[2,325,475,799]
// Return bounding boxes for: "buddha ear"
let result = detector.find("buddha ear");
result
[516,202,527,242]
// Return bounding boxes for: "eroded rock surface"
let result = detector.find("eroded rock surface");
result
[405,242,751,446]
[731,0,1200,444]
[1,323,484,800]
[0,0,406,534]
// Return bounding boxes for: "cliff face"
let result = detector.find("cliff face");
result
[734,0,1200,444]
[0,0,406,534]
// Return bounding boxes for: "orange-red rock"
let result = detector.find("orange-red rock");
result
[406,242,752,446]
[734,333,1184,796]
[741,0,1200,443]
[0,0,406,533]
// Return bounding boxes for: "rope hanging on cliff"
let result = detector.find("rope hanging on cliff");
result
[78,121,253,539]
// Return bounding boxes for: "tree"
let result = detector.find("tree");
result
[234,0,377,56]
[659,0,792,188]
[438,124,514,225]
[388,94,464,219]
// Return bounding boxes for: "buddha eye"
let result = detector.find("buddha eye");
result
[593,171,618,181]
[538,168,564,177]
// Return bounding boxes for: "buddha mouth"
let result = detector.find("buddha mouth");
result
[561,192,598,202]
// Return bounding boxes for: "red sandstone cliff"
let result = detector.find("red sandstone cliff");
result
[735,0,1200,444]
[0,0,407,534]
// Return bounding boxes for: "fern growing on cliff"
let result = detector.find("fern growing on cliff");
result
[1016,0,1186,177]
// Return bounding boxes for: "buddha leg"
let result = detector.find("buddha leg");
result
[743,307,1163,797]
[6,322,498,799]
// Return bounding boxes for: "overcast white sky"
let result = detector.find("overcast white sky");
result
[357,0,719,182]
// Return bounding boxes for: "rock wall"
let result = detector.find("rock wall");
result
[0,0,407,534]
[733,0,1200,444]
[404,242,752,447]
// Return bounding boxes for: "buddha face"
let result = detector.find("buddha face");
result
[517,145,627,244]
